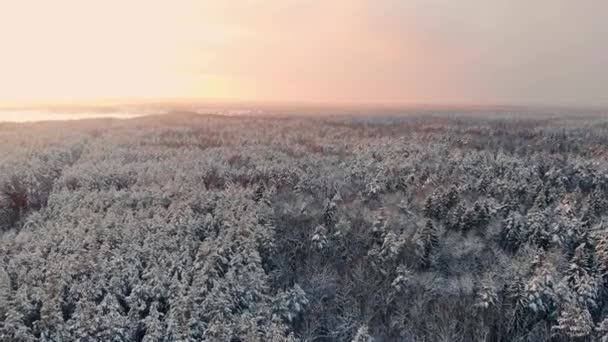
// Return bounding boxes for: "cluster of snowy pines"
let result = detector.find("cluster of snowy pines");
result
[0,112,608,341]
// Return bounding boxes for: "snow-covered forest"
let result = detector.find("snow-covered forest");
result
[1,112,608,341]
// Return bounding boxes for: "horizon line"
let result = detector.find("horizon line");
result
[1,97,607,113]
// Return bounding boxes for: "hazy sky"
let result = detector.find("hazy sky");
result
[0,0,606,107]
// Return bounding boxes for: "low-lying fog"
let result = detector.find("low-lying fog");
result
[0,110,144,123]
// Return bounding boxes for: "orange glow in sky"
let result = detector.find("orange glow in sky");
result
[0,0,606,107]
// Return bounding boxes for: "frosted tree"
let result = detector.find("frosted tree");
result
[460,206,477,234]
[552,299,594,340]
[311,225,328,251]
[441,185,460,212]
[526,206,552,249]
[446,203,465,232]
[163,277,191,341]
[556,216,588,254]
[352,324,374,342]
[525,254,557,316]
[390,265,411,294]
[457,201,491,236]
[423,190,444,220]
[595,229,608,286]
[588,187,607,220]
[322,195,338,229]
[370,209,387,246]
[597,318,608,342]
[414,220,439,268]
[0,307,35,342]
[473,201,491,236]
[477,176,491,195]
[253,182,269,205]
[364,176,383,200]
[500,211,523,252]
[505,276,529,336]
[369,231,405,275]
[272,284,309,324]
[0,267,11,322]
[142,302,165,342]
[564,243,601,311]
[473,275,500,341]
[474,277,498,311]
[258,320,298,342]
[38,276,73,341]
[532,188,548,209]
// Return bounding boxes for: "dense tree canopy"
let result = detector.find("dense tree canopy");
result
[1,111,608,341]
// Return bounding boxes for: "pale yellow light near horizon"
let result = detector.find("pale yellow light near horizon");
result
[0,1,244,105]
[0,0,607,108]
[0,0,474,107]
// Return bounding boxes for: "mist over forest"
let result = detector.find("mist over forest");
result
[1,111,608,341]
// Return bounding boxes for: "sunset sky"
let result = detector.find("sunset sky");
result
[0,0,606,107]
